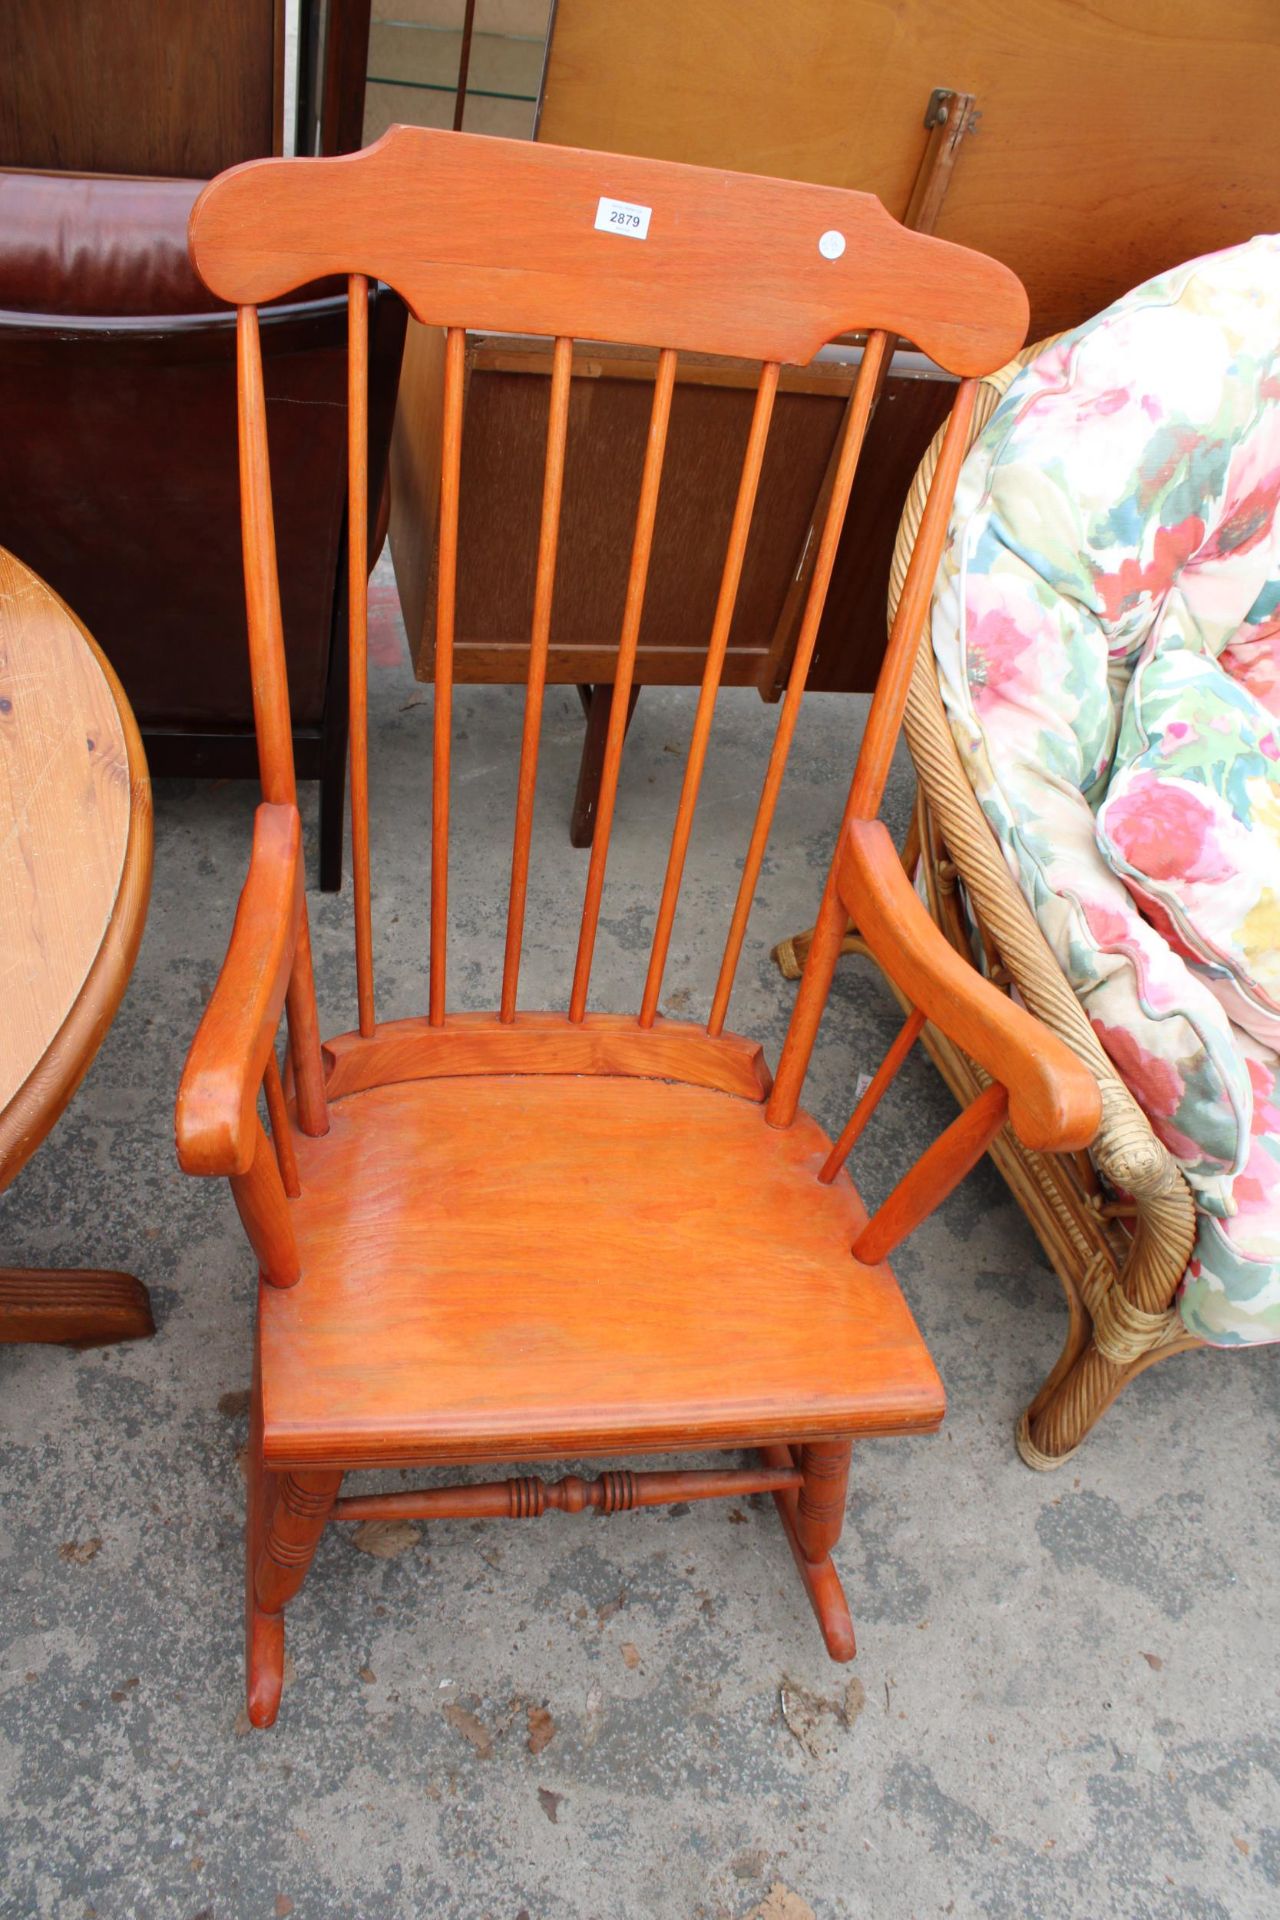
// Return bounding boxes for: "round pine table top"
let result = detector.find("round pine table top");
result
[0,547,152,1189]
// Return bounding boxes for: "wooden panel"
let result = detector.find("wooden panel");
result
[539,0,1280,340]
[189,125,1028,373]
[261,1074,946,1467]
[402,339,852,687]
[0,0,284,177]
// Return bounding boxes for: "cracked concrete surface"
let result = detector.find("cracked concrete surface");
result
[2,557,1278,1918]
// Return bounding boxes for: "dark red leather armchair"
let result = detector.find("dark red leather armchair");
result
[0,169,406,889]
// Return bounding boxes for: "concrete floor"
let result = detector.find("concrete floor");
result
[2,558,1278,1919]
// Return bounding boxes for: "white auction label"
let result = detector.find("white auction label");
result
[594,196,652,240]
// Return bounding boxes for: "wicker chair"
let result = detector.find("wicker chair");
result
[777,343,1203,1468]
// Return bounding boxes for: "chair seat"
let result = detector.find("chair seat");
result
[261,1073,945,1469]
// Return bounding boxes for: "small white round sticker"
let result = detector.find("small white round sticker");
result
[818,230,846,260]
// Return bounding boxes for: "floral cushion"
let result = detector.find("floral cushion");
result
[931,234,1280,1344]
[1097,646,1280,1049]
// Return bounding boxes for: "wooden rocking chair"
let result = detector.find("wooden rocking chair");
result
[175,127,1099,1726]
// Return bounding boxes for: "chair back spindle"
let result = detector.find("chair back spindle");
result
[568,346,678,1023]
[501,333,574,1023]
[639,358,781,1028]
[347,275,375,1036]
[430,325,467,1027]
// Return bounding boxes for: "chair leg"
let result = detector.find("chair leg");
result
[245,1352,342,1726]
[247,1469,342,1726]
[245,1360,283,1726]
[761,1441,857,1662]
[795,1440,853,1563]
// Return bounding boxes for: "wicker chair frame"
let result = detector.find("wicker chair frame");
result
[777,343,1204,1467]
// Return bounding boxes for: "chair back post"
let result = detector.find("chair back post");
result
[766,376,980,1129]
[236,305,329,1136]
[707,330,889,1039]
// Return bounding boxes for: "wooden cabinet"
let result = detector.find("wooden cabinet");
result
[0,0,286,177]
[390,325,954,704]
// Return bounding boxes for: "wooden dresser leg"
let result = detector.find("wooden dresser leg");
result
[762,1441,857,1663]
[248,1466,342,1727]
[570,682,640,847]
[0,1267,154,1346]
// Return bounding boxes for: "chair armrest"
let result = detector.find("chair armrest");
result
[837,819,1101,1154]
[175,803,304,1178]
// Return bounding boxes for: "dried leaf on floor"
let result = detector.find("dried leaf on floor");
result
[537,1787,563,1824]
[620,1642,640,1670]
[596,1589,626,1628]
[740,1884,816,1920]
[351,1519,422,1559]
[359,1666,376,1685]
[527,1705,556,1754]
[731,1848,768,1882]
[843,1677,866,1727]
[1141,1651,1164,1671]
[442,1703,493,1758]
[582,1683,605,1749]
[58,1538,102,1565]
[779,1673,860,1760]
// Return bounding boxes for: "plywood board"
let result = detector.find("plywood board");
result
[539,0,1280,338]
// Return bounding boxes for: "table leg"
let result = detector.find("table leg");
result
[0,1268,154,1346]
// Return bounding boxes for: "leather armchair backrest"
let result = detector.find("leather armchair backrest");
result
[0,171,221,315]
[0,168,405,733]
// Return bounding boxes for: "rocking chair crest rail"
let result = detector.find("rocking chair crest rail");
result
[174,126,1092,1726]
